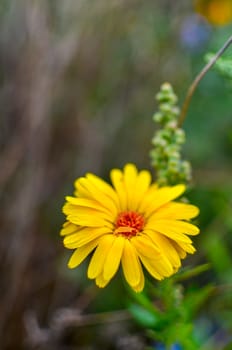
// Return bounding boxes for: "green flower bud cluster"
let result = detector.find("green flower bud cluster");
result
[150,83,192,186]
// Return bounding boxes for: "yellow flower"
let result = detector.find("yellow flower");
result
[61,164,200,292]
[195,0,232,26]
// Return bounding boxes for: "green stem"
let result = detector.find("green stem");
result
[178,35,232,127]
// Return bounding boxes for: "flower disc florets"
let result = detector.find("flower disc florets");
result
[115,211,145,238]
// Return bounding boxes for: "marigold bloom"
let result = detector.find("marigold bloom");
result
[195,0,232,25]
[61,164,199,292]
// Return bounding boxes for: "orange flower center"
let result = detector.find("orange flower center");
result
[114,211,145,238]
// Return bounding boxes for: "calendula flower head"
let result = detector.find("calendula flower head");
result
[61,163,199,292]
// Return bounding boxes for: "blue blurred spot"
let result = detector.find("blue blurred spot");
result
[152,342,182,350]
[171,343,182,350]
[180,15,211,52]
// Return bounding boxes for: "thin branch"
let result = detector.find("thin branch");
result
[24,309,132,347]
[178,35,232,126]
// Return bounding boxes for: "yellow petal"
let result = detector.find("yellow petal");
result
[174,241,196,255]
[87,234,115,279]
[152,220,200,236]
[95,273,109,288]
[153,254,173,276]
[172,241,188,259]
[145,218,199,243]
[76,177,118,217]
[131,235,161,259]
[130,170,152,211]
[103,236,125,281]
[63,221,70,227]
[139,184,186,217]
[68,239,98,268]
[132,266,145,292]
[140,254,174,280]
[110,168,127,211]
[63,203,112,222]
[139,255,163,280]
[144,230,181,268]
[74,177,91,198]
[65,196,114,217]
[60,222,79,236]
[123,163,138,210]
[86,173,120,210]
[149,202,200,221]
[64,227,110,248]
[121,239,141,287]
[144,225,192,244]
[67,213,113,229]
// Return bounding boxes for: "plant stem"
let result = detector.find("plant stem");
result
[178,35,232,126]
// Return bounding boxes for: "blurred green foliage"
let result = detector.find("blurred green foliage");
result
[128,266,214,349]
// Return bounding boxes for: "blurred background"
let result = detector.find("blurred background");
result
[0,0,232,349]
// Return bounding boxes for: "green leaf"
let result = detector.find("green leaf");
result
[127,288,161,315]
[205,53,232,81]
[203,231,232,281]
[128,303,161,329]
[182,285,214,319]
[173,263,211,282]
